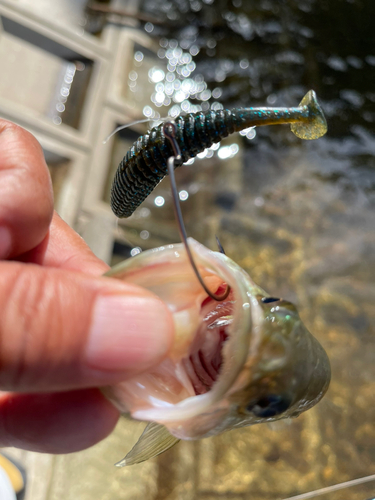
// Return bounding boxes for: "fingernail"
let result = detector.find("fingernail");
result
[0,226,12,258]
[85,295,172,373]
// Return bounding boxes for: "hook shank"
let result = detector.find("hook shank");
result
[163,122,230,302]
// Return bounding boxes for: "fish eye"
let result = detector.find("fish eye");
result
[261,297,280,304]
[246,394,291,418]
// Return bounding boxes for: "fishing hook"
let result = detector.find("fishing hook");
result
[163,121,231,302]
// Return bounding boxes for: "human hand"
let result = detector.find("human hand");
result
[0,119,173,454]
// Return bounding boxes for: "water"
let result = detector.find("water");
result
[119,1,375,499]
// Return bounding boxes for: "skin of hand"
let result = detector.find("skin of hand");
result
[0,119,174,454]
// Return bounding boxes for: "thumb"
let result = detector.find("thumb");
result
[0,261,173,392]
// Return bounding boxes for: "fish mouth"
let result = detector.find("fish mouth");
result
[182,284,234,395]
[130,287,258,425]
[105,239,260,424]
[183,284,233,396]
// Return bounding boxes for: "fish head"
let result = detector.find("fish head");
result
[104,239,330,441]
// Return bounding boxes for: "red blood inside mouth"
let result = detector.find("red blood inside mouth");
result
[183,285,234,395]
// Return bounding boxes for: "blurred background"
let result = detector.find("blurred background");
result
[0,0,374,499]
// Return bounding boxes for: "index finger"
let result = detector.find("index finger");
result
[43,212,110,275]
[0,119,53,259]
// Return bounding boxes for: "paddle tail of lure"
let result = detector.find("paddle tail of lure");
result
[111,90,327,218]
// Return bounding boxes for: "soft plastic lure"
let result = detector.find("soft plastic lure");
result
[111,90,327,218]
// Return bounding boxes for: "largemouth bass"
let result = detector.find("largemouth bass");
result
[104,239,330,466]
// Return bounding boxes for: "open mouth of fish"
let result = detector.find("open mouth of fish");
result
[103,239,261,430]
[181,285,233,396]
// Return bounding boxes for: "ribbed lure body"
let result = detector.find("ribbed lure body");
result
[111,90,327,218]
